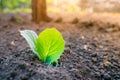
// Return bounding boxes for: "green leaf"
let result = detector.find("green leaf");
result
[20,28,65,65]
[36,28,65,64]
[20,30,38,54]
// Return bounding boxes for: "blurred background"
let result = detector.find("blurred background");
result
[0,0,31,12]
[0,0,120,13]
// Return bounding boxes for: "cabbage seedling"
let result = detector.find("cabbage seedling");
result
[20,28,65,65]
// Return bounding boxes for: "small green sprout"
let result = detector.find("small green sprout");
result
[20,28,65,65]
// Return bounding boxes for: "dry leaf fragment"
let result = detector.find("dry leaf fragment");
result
[101,61,111,66]
[81,36,85,40]
[83,45,88,50]
[10,41,15,46]
[99,45,104,49]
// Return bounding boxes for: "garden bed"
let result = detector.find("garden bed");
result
[0,13,120,80]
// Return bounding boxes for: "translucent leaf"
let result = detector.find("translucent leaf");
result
[20,30,38,54]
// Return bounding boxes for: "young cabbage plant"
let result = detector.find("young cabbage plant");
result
[20,28,65,65]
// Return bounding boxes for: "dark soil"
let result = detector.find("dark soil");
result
[0,13,120,80]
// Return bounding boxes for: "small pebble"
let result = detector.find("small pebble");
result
[22,76,29,80]
[18,64,26,69]
[91,58,97,63]
[10,71,17,78]
[102,73,112,80]
[91,53,97,57]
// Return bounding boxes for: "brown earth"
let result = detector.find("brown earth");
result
[0,13,120,80]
